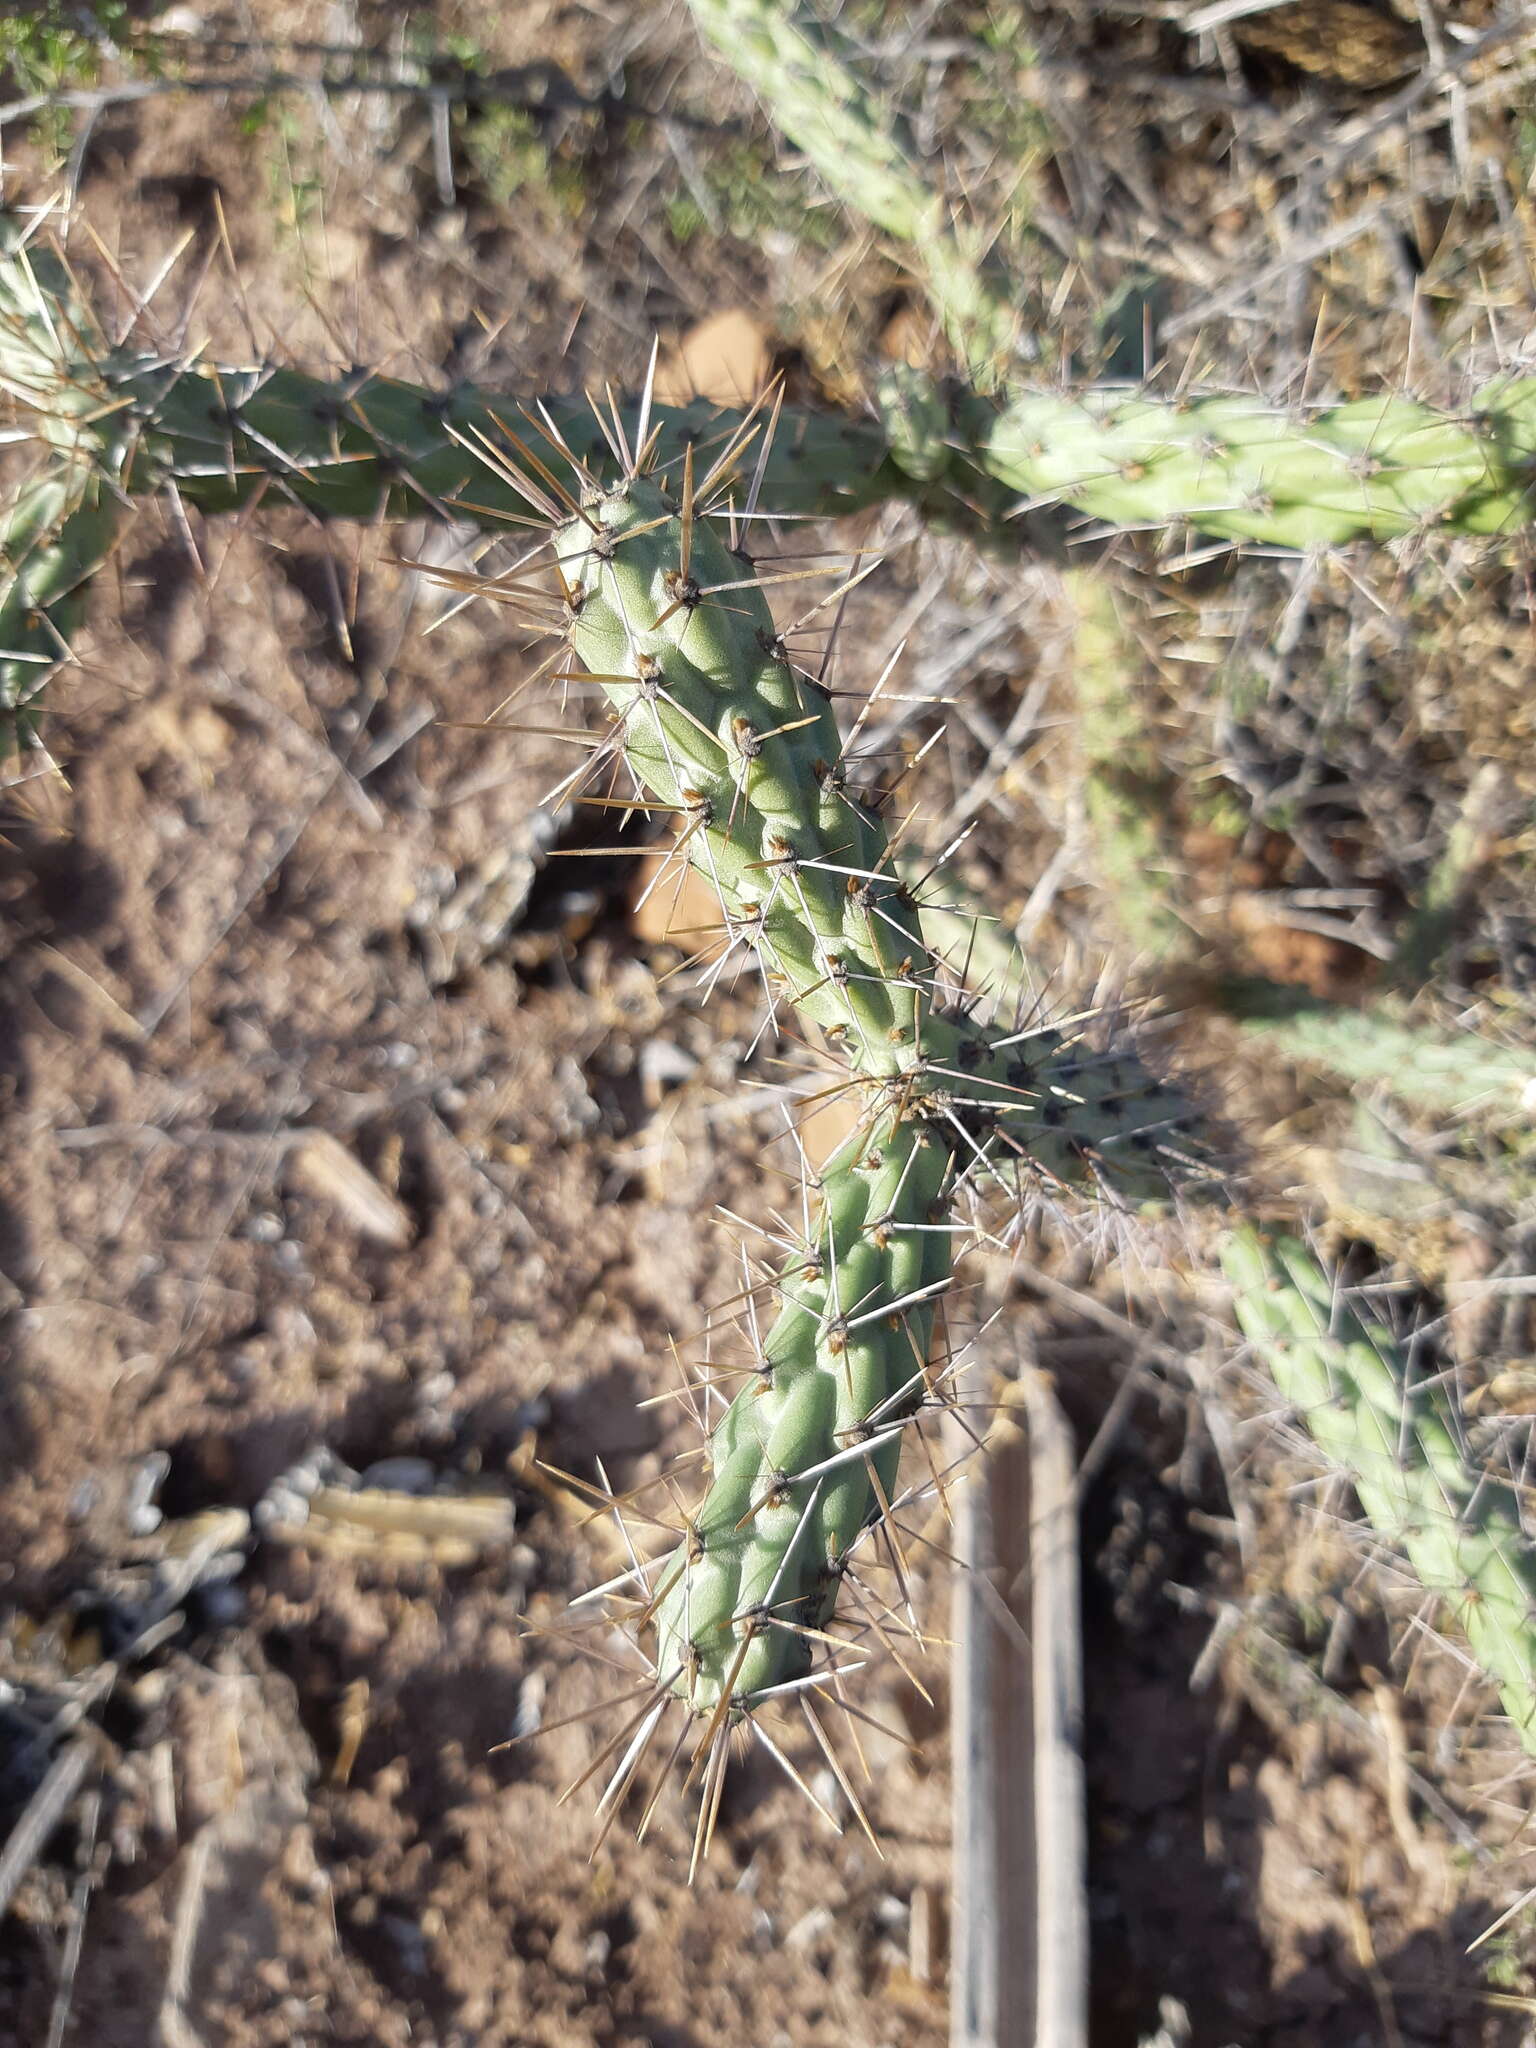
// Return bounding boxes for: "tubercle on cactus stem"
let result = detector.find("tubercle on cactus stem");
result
[1224,1227,1536,1755]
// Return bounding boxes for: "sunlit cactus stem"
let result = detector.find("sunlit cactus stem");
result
[1224,1226,1536,1754]
[686,0,1536,546]
[5,226,1534,608]
[965,381,1536,545]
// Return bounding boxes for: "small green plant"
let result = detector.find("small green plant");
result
[0,3,131,94]
[457,104,587,216]
[261,101,326,247]
[1480,1900,1536,1994]
[0,3,151,162]
[662,134,838,253]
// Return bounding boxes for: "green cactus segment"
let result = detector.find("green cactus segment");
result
[970,382,1536,545]
[689,0,928,245]
[555,472,930,1077]
[1069,570,1190,959]
[0,232,898,528]
[652,1111,951,1711]
[92,366,1536,547]
[10,325,1536,559]
[9,233,1536,555]
[1224,1227,1536,1753]
[686,0,1021,387]
[0,465,119,734]
[41,357,900,527]
[0,238,127,747]
[1233,999,1536,1120]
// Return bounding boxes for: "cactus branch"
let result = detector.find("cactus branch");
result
[685,0,1536,545]
[7,230,1531,570]
[967,380,1536,546]
[1224,1226,1536,1754]
[0,464,120,744]
[686,0,1024,388]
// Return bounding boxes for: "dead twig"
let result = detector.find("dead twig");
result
[0,1733,100,1921]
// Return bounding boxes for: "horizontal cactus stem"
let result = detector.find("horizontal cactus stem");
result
[6,211,1535,554]
[24,356,900,527]
[1225,1228,1536,1753]
[971,383,1536,544]
[11,324,1536,555]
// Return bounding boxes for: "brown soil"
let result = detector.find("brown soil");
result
[3,6,1536,2046]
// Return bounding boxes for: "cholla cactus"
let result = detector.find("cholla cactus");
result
[531,419,1206,1854]
[1224,1226,1536,1753]
[689,0,1536,547]
[7,216,1531,588]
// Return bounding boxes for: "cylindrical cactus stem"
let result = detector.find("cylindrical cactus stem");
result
[0,247,902,529]
[1223,1226,1536,1753]
[8,224,1534,554]
[1227,992,1536,1120]
[651,1106,953,1713]
[965,381,1536,545]
[0,236,127,750]
[107,367,901,526]
[1067,569,1191,959]
[100,360,1534,547]
[686,0,1023,388]
[553,467,1200,1202]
